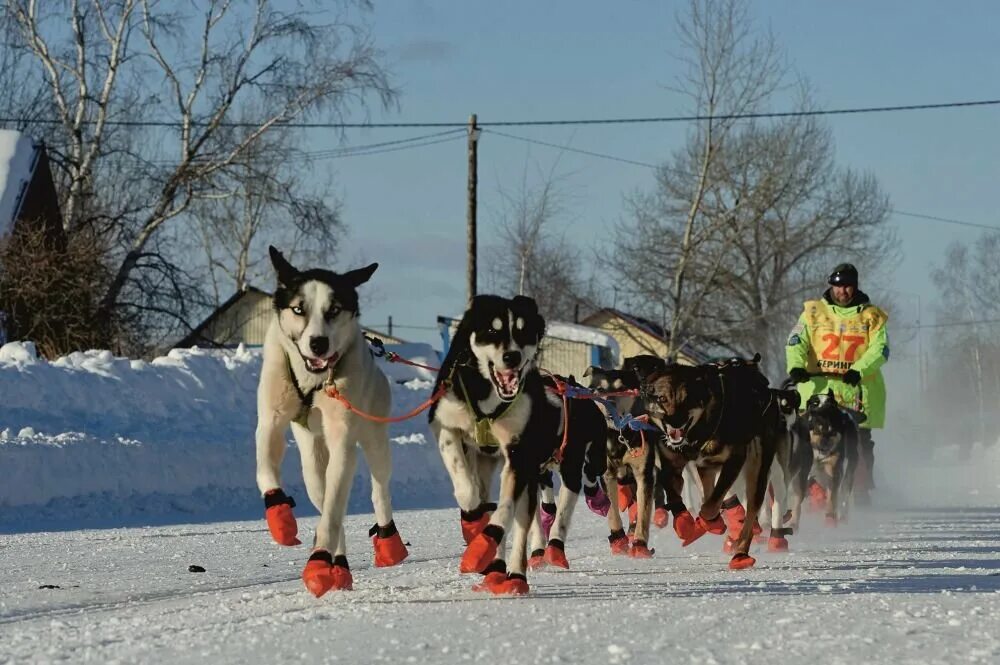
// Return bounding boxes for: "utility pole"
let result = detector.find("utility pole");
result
[466,113,480,304]
[387,315,393,338]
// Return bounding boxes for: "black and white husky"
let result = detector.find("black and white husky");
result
[428,295,606,595]
[255,246,408,598]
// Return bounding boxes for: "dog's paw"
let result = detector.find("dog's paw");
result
[370,521,409,567]
[767,536,789,553]
[302,551,352,597]
[460,525,502,574]
[264,489,301,546]
[608,529,629,555]
[539,502,557,540]
[674,510,698,542]
[729,553,757,570]
[472,570,509,593]
[653,507,670,529]
[528,549,546,570]
[628,540,654,559]
[485,574,529,596]
[459,503,494,545]
[543,540,569,569]
[585,487,611,517]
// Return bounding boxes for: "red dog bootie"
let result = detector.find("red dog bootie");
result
[528,549,546,570]
[629,540,654,559]
[302,550,352,597]
[767,527,791,553]
[673,509,697,542]
[729,553,757,570]
[460,503,495,545]
[264,489,301,546]
[683,513,725,547]
[721,497,747,538]
[618,484,635,510]
[653,507,670,529]
[369,521,409,567]
[543,539,570,569]
[808,480,827,512]
[472,560,509,592]
[608,529,630,555]
[488,574,529,596]
[460,525,503,574]
[825,514,839,528]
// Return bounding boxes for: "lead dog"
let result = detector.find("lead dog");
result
[255,246,408,597]
[428,294,607,595]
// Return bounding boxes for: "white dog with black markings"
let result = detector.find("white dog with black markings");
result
[255,246,408,598]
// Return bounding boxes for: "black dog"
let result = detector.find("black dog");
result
[428,295,606,594]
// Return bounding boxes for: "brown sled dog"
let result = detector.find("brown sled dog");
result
[635,355,788,570]
[584,363,683,558]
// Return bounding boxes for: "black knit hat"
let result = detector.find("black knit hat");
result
[828,263,859,287]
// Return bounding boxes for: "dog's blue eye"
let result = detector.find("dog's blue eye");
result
[291,306,304,316]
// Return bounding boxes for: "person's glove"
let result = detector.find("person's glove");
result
[843,369,862,386]
[788,367,810,384]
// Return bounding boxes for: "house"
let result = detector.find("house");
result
[0,131,66,345]
[437,315,618,380]
[175,286,405,349]
[581,308,735,366]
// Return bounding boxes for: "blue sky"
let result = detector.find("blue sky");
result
[292,1,999,356]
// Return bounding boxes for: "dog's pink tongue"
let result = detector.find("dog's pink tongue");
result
[668,427,685,441]
[499,370,518,391]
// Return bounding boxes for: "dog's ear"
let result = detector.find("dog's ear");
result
[826,388,835,399]
[343,263,379,288]
[583,366,595,378]
[269,246,298,285]
[511,295,546,341]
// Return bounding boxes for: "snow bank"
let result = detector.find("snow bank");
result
[0,341,451,532]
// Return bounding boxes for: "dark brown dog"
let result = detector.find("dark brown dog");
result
[637,356,787,569]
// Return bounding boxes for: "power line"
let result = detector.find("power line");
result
[301,129,465,160]
[897,318,1000,330]
[483,129,659,169]
[308,133,463,159]
[2,97,997,130]
[486,129,1000,233]
[891,210,1000,232]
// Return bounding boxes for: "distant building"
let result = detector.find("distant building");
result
[581,308,735,366]
[437,315,618,380]
[175,286,405,349]
[0,131,66,345]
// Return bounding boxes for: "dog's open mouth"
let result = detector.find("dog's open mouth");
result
[302,352,339,374]
[664,419,691,445]
[489,362,522,401]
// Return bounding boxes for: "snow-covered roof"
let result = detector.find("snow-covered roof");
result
[545,320,616,349]
[0,130,40,238]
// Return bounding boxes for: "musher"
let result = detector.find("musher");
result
[786,263,889,504]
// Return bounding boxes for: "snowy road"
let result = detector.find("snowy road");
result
[2,507,999,664]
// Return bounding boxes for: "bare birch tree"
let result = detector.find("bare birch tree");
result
[2,0,393,352]
[609,0,896,375]
[485,161,593,322]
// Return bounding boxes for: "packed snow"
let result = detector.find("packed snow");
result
[0,341,450,532]
[2,340,1000,664]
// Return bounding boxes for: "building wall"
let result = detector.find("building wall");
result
[192,290,406,349]
[584,311,700,366]
[205,291,273,346]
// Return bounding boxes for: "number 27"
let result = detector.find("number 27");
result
[821,334,865,361]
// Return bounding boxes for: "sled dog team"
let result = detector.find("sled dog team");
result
[255,249,863,597]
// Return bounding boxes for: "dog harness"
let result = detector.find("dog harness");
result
[456,371,524,447]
